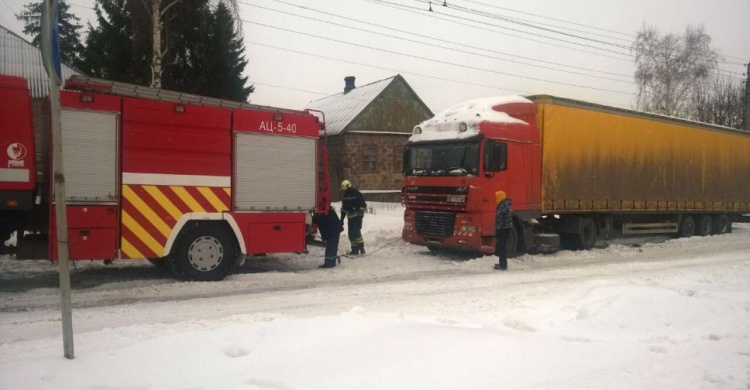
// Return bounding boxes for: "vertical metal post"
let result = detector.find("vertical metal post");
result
[745,63,749,131]
[50,78,74,359]
[42,0,74,359]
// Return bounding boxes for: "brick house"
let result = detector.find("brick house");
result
[306,75,433,201]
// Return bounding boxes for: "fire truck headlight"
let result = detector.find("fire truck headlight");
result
[459,225,477,233]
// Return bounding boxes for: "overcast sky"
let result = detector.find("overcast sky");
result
[1,0,748,113]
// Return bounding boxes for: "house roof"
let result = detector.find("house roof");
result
[0,25,79,98]
[305,76,396,135]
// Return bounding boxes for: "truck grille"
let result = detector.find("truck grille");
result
[415,211,456,237]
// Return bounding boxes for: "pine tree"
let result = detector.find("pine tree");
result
[15,0,83,64]
[77,0,150,85]
[199,1,254,101]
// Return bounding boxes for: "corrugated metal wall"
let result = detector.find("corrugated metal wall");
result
[0,26,78,98]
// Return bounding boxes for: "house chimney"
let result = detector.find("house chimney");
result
[344,76,356,94]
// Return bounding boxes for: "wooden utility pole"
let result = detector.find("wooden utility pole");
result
[41,0,74,359]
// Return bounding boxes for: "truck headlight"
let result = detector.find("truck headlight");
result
[459,225,477,233]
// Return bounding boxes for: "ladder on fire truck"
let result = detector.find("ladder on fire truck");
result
[65,75,311,116]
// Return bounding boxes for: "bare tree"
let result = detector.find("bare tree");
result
[691,75,745,129]
[632,25,718,118]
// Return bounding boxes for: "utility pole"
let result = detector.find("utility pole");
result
[745,63,749,131]
[41,0,74,359]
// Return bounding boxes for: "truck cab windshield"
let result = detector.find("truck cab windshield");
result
[404,142,480,176]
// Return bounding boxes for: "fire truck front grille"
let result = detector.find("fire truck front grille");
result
[415,211,456,238]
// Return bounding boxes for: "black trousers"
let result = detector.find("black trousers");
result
[347,216,364,253]
[496,228,511,267]
[324,233,340,266]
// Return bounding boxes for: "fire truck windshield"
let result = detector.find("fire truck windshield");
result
[404,142,480,176]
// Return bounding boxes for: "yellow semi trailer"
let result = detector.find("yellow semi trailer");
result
[534,95,750,248]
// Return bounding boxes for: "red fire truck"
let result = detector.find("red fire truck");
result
[0,74,330,280]
[402,96,750,256]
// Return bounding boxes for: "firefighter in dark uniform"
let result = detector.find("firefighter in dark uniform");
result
[312,205,344,268]
[340,180,367,255]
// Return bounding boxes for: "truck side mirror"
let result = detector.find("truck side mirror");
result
[484,140,507,174]
[402,145,411,175]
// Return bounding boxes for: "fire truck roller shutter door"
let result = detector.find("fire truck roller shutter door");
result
[59,109,118,203]
[234,133,317,212]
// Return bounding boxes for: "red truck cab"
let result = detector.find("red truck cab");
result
[402,97,540,254]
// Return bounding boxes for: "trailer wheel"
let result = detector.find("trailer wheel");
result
[678,215,696,238]
[170,222,239,281]
[580,218,598,250]
[696,215,712,236]
[714,214,731,235]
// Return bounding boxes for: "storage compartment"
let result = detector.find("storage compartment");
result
[244,221,306,254]
[50,228,117,261]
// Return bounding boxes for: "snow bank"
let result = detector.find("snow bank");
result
[409,96,531,143]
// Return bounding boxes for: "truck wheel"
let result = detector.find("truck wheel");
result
[578,218,597,250]
[696,215,712,236]
[148,258,169,270]
[506,227,519,258]
[678,215,695,238]
[714,214,731,235]
[170,222,239,281]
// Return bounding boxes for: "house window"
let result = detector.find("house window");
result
[394,145,403,173]
[362,145,378,173]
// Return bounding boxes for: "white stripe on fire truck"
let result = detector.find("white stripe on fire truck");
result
[122,172,230,187]
[0,168,30,182]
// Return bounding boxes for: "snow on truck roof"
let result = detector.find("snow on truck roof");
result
[408,96,531,142]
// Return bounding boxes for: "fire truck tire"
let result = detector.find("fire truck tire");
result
[169,222,239,281]
[148,258,169,269]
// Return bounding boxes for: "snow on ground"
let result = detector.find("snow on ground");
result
[1,203,750,390]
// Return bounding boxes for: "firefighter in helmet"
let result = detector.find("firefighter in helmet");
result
[340,179,367,255]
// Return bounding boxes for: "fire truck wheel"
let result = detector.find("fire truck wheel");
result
[170,222,239,281]
[148,258,169,270]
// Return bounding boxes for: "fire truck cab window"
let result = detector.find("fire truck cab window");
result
[484,140,507,173]
[404,142,480,176]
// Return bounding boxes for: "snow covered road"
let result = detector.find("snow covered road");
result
[1,204,749,389]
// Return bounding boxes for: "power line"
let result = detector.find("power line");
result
[366,0,634,60]
[365,0,746,79]
[246,40,634,109]
[242,1,635,84]
[442,0,749,69]
[243,18,635,95]
[410,0,634,52]
[457,0,634,39]
[246,40,532,95]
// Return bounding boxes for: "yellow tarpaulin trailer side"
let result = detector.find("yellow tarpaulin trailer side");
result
[532,95,750,215]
